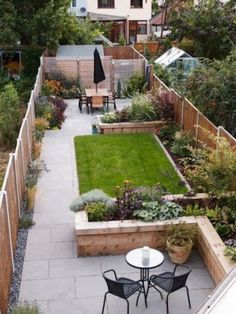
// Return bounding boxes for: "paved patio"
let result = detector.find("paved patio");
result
[19,99,214,313]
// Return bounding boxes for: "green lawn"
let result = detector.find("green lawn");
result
[74,133,187,195]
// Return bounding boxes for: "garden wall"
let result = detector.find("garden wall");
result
[0,58,43,314]
[97,116,165,134]
[75,213,234,285]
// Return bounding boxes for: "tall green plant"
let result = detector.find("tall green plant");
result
[185,131,236,197]
[0,83,20,148]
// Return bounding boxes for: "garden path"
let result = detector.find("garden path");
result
[19,99,214,314]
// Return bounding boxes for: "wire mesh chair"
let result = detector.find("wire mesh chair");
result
[102,269,142,314]
[147,264,192,314]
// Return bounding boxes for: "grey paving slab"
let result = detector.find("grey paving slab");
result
[50,224,75,242]
[20,278,76,301]
[48,297,104,314]
[19,100,215,314]
[22,261,49,280]
[76,275,107,298]
[25,242,75,261]
[49,257,102,278]
[33,211,74,226]
[27,228,50,243]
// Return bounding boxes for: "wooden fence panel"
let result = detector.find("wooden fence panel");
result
[182,99,199,134]
[0,195,12,314]
[104,46,140,59]
[197,113,218,149]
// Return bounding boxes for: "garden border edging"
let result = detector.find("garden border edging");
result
[75,213,234,285]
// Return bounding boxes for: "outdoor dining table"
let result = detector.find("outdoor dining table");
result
[126,247,164,307]
[85,88,109,112]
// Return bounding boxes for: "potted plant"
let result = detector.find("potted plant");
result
[92,123,98,134]
[166,222,197,264]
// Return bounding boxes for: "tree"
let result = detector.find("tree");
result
[12,0,79,50]
[0,0,18,45]
[169,0,236,59]
[185,48,236,136]
[74,18,102,45]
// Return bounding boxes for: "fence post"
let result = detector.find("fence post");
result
[195,110,200,146]
[181,99,184,127]
[24,118,32,161]
[17,138,25,178]
[3,191,15,272]
[11,153,21,217]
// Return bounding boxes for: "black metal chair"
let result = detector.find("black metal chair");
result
[78,91,89,114]
[147,264,192,314]
[107,90,117,110]
[102,269,142,314]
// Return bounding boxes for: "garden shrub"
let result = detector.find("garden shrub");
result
[34,117,49,142]
[0,83,20,148]
[101,112,118,124]
[49,97,68,129]
[185,132,236,196]
[224,246,236,262]
[70,189,113,212]
[41,80,63,96]
[122,72,147,98]
[147,87,175,121]
[115,108,130,122]
[85,202,108,221]
[129,94,157,121]
[170,130,194,158]
[159,122,181,145]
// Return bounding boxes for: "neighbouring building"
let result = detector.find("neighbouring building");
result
[69,0,152,44]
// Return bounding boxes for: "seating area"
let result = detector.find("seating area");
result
[78,88,116,114]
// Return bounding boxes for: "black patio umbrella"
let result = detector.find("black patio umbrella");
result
[94,48,106,92]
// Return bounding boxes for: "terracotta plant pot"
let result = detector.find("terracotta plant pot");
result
[166,236,193,264]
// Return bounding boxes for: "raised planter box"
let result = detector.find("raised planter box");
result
[75,213,234,285]
[97,115,166,135]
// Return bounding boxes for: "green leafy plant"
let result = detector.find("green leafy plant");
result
[167,222,198,246]
[118,32,126,46]
[122,72,147,98]
[159,122,181,145]
[19,217,35,229]
[0,83,20,148]
[133,201,183,222]
[170,130,194,158]
[129,94,157,121]
[224,246,236,262]
[185,132,236,196]
[117,79,122,98]
[85,202,108,221]
[26,160,46,189]
[182,204,206,216]
[101,113,118,124]
[10,300,41,313]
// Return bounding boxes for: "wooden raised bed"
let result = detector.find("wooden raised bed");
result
[75,213,234,285]
[97,115,166,135]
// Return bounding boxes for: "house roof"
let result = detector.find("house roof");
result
[56,45,104,59]
[154,47,191,67]
[88,12,126,21]
[150,7,171,25]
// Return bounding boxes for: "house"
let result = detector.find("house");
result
[69,0,152,44]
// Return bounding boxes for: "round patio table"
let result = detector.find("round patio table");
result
[126,248,164,307]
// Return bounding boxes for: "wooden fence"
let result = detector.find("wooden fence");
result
[0,58,43,314]
[153,75,236,149]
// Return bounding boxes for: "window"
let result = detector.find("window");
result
[98,0,115,8]
[137,21,147,34]
[130,0,143,8]
[71,0,76,7]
